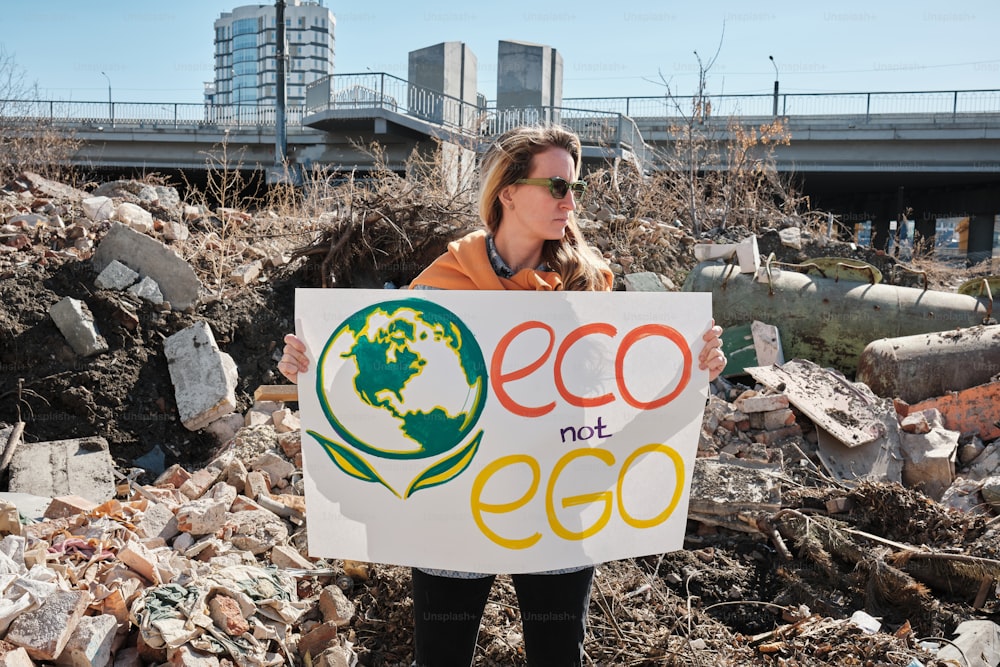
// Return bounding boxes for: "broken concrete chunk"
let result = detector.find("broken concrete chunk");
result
[176,498,229,536]
[127,276,164,304]
[318,585,356,627]
[92,222,202,311]
[94,258,139,290]
[751,320,784,367]
[230,261,262,286]
[162,221,190,242]
[113,202,154,233]
[688,457,781,531]
[54,613,118,667]
[8,436,116,504]
[164,322,238,431]
[48,297,109,357]
[226,509,289,555]
[270,544,313,570]
[5,589,92,662]
[251,452,296,484]
[82,196,114,222]
[134,501,179,542]
[900,426,959,501]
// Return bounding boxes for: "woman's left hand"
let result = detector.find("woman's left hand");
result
[699,320,727,382]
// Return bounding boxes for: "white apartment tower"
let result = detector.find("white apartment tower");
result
[211,1,335,106]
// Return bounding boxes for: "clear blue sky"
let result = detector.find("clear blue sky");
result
[3,0,999,104]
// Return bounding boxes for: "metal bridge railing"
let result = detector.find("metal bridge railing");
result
[563,88,1000,122]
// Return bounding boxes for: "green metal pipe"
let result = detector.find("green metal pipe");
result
[682,262,992,378]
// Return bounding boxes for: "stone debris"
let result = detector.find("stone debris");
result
[92,223,202,311]
[163,323,238,432]
[0,412,356,666]
[48,297,109,357]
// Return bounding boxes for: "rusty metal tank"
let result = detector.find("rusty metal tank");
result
[856,325,1000,403]
[681,261,993,378]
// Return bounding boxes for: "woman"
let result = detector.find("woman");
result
[279,125,726,666]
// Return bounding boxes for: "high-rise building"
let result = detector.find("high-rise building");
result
[210,1,335,107]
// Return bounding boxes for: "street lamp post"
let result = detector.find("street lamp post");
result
[101,71,113,126]
[769,55,779,117]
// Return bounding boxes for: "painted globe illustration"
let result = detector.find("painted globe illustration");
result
[315,298,487,461]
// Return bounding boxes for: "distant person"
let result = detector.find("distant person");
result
[279,124,727,666]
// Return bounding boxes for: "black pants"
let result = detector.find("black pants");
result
[411,566,595,667]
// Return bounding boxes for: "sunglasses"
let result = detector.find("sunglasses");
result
[514,177,587,199]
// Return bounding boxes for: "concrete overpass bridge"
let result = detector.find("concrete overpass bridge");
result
[3,74,999,259]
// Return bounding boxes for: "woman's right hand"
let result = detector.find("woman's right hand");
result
[278,333,309,384]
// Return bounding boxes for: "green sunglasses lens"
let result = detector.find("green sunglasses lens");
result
[551,178,585,199]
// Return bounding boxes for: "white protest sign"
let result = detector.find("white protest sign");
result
[296,289,712,573]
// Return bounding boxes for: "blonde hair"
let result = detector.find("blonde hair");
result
[479,125,609,292]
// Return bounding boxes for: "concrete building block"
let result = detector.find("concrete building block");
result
[5,589,92,662]
[94,259,139,291]
[126,276,164,305]
[54,613,118,667]
[497,40,562,109]
[92,222,202,311]
[164,322,238,431]
[407,41,478,128]
[900,427,959,501]
[82,196,114,222]
[8,436,116,504]
[113,202,153,233]
[49,297,109,357]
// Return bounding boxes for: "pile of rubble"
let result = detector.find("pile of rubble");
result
[5,169,1000,665]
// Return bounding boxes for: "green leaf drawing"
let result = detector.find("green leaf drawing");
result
[404,430,484,498]
[308,430,399,498]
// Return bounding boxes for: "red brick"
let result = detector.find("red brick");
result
[208,595,249,636]
[44,494,98,519]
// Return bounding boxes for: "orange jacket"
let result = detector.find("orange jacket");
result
[409,230,612,291]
